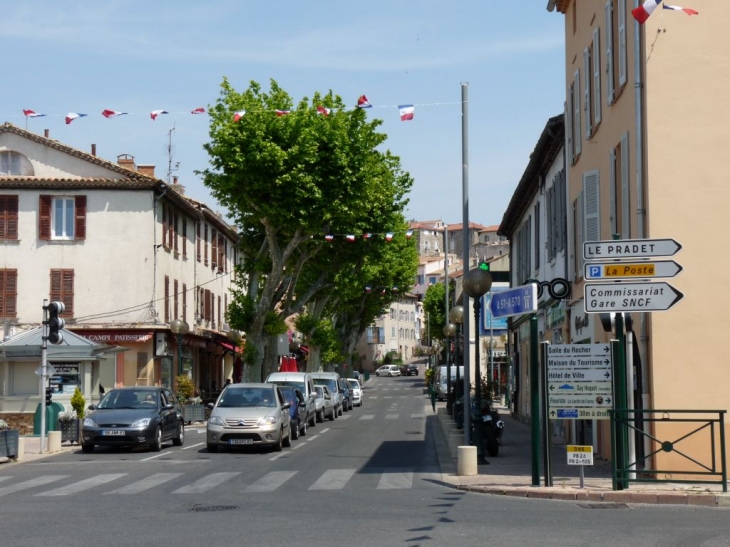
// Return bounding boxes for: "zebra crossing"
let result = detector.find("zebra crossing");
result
[0,468,443,498]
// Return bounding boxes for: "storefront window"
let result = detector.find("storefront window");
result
[50,363,80,394]
[180,348,193,379]
[160,356,173,389]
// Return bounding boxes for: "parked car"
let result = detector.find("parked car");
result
[264,372,317,427]
[206,383,292,453]
[80,387,184,453]
[314,385,336,421]
[399,364,419,376]
[338,378,353,411]
[279,386,308,439]
[375,365,401,377]
[346,379,363,407]
[311,372,344,416]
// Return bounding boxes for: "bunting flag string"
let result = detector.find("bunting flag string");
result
[320,229,413,242]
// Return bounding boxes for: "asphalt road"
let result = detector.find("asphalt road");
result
[1,373,729,547]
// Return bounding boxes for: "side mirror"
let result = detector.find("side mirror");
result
[282,402,291,410]
[164,403,174,410]
[206,402,215,409]
[87,405,96,411]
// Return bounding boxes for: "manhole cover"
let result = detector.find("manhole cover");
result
[189,505,239,513]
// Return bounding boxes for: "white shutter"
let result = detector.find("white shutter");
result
[573,70,582,157]
[583,170,600,246]
[609,148,617,235]
[584,47,592,139]
[565,98,574,166]
[618,0,627,87]
[605,0,614,105]
[621,132,631,238]
[593,27,602,125]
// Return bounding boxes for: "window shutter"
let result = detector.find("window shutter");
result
[196,222,201,262]
[1,269,18,317]
[609,147,617,235]
[173,212,179,253]
[204,289,211,321]
[74,195,86,240]
[621,132,631,239]
[162,205,168,248]
[39,195,52,240]
[211,228,218,270]
[218,234,225,273]
[584,47,592,139]
[605,0,615,105]
[575,194,584,278]
[534,203,540,269]
[182,283,187,323]
[0,196,18,239]
[62,270,74,317]
[204,224,209,266]
[565,100,573,166]
[182,219,187,257]
[583,170,601,244]
[50,269,61,303]
[593,27,602,125]
[218,295,222,327]
[164,276,170,323]
[573,70,581,157]
[618,0,627,87]
[174,279,179,320]
[559,170,567,252]
[379,327,384,343]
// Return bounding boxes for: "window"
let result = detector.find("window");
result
[162,205,168,248]
[582,170,601,275]
[196,222,201,262]
[50,269,74,317]
[618,0,627,88]
[0,152,22,175]
[391,327,395,337]
[534,202,540,269]
[605,0,615,104]
[211,228,218,271]
[204,224,209,266]
[605,0,626,103]
[593,28,602,127]
[164,276,170,323]
[573,70,582,159]
[0,269,18,317]
[0,195,19,240]
[609,133,631,238]
[182,283,187,323]
[39,195,86,241]
[547,170,567,262]
[218,233,226,273]
[429,276,437,285]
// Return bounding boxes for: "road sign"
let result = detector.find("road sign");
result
[549,394,612,407]
[551,408,610,420]
[584,281,684,313]
[547,343,611,359]
[549,381,613,394]
[584,260,683,281]
[567,445,594,465]
[547,368,612,381]
[34,364,57,377]
[489,283,538,318]
[584,238,682,261]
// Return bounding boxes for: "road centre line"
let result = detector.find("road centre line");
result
[139,452,169,461]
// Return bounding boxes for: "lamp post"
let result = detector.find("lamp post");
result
[448,305,464,427]
[463,266,493,465]
[170,319,190,377]
[443,322,456,415]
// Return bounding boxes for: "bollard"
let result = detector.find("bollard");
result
[16,437,25,461]
[457,445,477,476]
[48,431,62,453]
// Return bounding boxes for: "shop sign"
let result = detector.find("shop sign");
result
[78,331,153,343]
[546,305,565,330]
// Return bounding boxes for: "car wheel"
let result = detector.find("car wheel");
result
[329,408,336,421]
[300,420,307,437]
[316,410,324,423]
[207,443,218,453]
[283,428,292,448]
[81,443,94,453]
[308,413,316,427]
[291,420,300,440]
[272,429,284,452]
[149,427,163,452]
[172,422,184,446]
[376,372,380,377]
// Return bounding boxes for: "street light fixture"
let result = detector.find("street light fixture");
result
[443,322,456,415]
[463,267,493,465]
[170,319,190,376]
[448,305,464,427]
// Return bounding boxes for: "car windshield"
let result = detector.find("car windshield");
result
[271,380,305,393]
[313,379,338,392]
[347,380,359,389]
[217,387,277,408]
[98,390,158,409]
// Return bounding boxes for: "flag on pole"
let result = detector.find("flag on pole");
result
[233,110,246,122]
[317,105,331,116]
[101,109,127,118]
[65,113,87,125]
[398,104,415,121]
[631,0,662,24]
[22,109,45,118]
[150,110,169,120]
[191,107,206,114]
[357,95,372,109]
[663,4,698,16]
[275,110,291,116]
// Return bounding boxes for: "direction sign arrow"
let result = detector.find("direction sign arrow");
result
[547,343,610,358]
[584,281,684,313]
[547,369,612,381]
[584,238,682,261]
[489,283,538,318]
[584,260,683,281]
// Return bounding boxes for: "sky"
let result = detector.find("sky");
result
[1,0,566,228]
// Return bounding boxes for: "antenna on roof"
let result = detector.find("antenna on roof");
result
[166,123,180,184]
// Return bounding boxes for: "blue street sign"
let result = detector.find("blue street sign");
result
[557,409,579,419]
[489,284,539,318]
[587,265,603,278]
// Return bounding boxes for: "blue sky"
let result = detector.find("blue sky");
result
[1,1,565,227]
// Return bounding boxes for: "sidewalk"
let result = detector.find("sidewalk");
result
[431,401,730,507]
[0,435,77,465]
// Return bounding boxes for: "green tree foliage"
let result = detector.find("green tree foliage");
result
[203,79,414,380]
[423,282,448,343]
[70,387,86,420]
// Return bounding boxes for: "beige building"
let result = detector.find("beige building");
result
[548,0,729,471]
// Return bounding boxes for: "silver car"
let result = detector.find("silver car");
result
[314,385,336,421]
[206,383,292,452]
[346,379,363,407]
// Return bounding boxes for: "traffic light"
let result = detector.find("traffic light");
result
[46,301,66,345]
[479,261,490,272]
[45,387,53,405]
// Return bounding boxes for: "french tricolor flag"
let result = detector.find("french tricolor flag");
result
[233,110,246,122]
[405,230,413,239]
[346,235,356,242]
[663,4,698,16]
[191,107,206,114]
[65,113,87,125]
[317,105,331,116]
[275,110,291,116]
[102,109,127,118]
[631,0,662,24]
[150,110,168,120]
[23,109,45,118]
[357,95,372,109]
[325,235,334,242]
[385,232,394,241]
[398,104,415,121]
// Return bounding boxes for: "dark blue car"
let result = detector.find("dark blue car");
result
[279,386,308,439]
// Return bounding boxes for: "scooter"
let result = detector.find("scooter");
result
[472,401,504,457]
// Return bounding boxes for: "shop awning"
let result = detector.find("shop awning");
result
[0,327,124,362]
[219,341,242,354]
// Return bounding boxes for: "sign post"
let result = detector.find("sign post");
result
[567,445,594,489]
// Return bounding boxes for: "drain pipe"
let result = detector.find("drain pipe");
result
[153,187,168,323]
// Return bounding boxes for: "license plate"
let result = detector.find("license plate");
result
[102,430,126,436]
[483,415,492,422]
[229,438,253,445]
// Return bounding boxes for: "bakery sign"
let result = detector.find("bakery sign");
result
[77,331,153,343]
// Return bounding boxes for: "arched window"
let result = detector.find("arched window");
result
[0,151,34,176]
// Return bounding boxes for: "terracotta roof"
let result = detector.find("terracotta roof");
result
[0,177,157,189]
[446,222,488,232]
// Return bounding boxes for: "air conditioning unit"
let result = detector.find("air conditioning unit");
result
[155,332,169,357]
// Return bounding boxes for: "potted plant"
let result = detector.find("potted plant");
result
[177,375,204,424]
[58,411,79,444]
[0,418,19,459]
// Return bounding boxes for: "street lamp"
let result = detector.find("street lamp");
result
[443,322,456,415]
[463,266,493,465]
[448,305,464,428]
[170,319,190,376]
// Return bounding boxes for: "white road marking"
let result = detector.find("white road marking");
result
[269,453,286,462]
[244,471,297,493]
[377,470,414,490]
[339,415,351,420]
[182,442,204,450]
[411,414,424,419]
[139,452,168,462]
[359,415,375,420]
[308,469,356,490]
[172,472,240,494]
[384,396,393,399]
[0,476,68,497]
[292,443,304,450]
[399,395,408,399]
[36,474,126,497]
[306,435,320,441]
[105,473,183,495]
[385,414,399,420]
[319,428,330,434]
[370,396,378,399]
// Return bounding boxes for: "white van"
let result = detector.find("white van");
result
[310,372,343,417]
[264,372,317,426]
[434,366,464,401]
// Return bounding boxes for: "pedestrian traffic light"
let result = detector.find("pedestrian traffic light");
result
[479,261,490,272]
[45,387,53,405]
[46,301,66,345]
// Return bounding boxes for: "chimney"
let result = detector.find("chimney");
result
[91,144,96,157]
[44,129,49,138]
[117,154,135,171]
[170,177,186,195]
[173,176,178,185]
[137,164,155,178]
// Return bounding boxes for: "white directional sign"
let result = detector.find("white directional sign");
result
[34,364,57,377]
[584,281,684,313]
[584,260,683,281]
[548,368,612,381]
[567,445,594,466]
[584,238,682,261]
[549,381,613,395]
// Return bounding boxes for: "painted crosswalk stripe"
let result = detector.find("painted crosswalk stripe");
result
[36,474,126,497]
[370,396,378,399]
[182,442,204,450]
[244,471,297,493]
[105,473,183,495]
[385,414,399,420]
[0,475,69,497]
[339,415,351,420]
[399,395,407,399]
[384,396,392,399]
[411,414,424,419]
[308,469,356,490]
[359,415,375,420]
[172,472,240,494]
[377,470,414,490]
[0,477,11,484]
